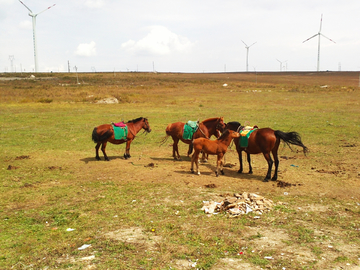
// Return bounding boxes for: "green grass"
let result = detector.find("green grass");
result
[0,72,360,269]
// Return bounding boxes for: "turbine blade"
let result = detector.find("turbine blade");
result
[19,0,32,13]
[303,34,318,43]
[36,4,56,16]
[320,33,336,43]
[241,40,248,47]
[249,42,257,47]
[319,14,323,32]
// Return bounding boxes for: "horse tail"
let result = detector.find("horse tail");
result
[274,130,308,155]
[92,127,112,143]
[165,123,172,136]
[159,123,173,146]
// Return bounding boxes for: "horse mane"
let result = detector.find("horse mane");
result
[126,117,146,123]
[226,121,242,132]
[201,117,220,123]
[217,129,230,140]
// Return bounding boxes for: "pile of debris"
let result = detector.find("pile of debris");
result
[201,192,275,217]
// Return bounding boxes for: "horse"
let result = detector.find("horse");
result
[191,129,240,177]
[92,117,151,161]
[161,117,226,160]
[225,121,308,182]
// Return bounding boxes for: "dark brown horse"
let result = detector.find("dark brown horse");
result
[191,129,240,177]
[226,122,308,182]
[92,117,151,161]
[161,117,226,160]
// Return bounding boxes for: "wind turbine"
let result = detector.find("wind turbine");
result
[276,59,287,72]
[303,14,335,72]
[242,40,256,72]
[19,1,56,72]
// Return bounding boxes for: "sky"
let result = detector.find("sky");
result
[1,0,360,73]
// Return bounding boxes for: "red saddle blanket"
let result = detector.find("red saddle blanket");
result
[113,121,126,127]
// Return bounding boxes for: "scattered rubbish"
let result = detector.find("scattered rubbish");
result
[284,192,289,195]
[254,216,261,219]
[80,255,95,261]
[15,155,30,160]
[66,228,75,232]
[223,163,236,168]
[290,164,299,167]
[201,192,276,217]
[277,180,297,188]
[223,83,228,87]
[78,244,91,250]
[328,245,333,248]
[246,204,253,214]
[204,183,217,188]
[144,162,155,168]
[264,256,273,260]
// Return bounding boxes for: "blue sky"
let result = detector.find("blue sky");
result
[1,0,360,72]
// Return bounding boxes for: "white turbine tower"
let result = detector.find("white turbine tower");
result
[19,1,56,72]
[242,40,256,72]
[303,14,335,72]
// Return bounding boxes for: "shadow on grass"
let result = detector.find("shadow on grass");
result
[173,162,264,181]
[150,156,191,162]
[80,155,124,163]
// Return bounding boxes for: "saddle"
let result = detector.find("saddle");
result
[183,120,199,140]
[239,125,258,147]
[112,121,126,127]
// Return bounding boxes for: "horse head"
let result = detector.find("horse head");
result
[142,118,152,133]
[216,116,226,133]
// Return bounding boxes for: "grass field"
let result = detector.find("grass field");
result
[0,71,360,269]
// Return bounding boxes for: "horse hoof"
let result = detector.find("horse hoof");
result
[271,177,277,181]
[220,170,225,175]
[237,170,243,174]
[95,157,101,161]
[263,178,270,182]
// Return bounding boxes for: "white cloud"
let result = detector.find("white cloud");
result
[19,20,32,30]
[84,0,105,8]
[121,26,194,56]
[74,41,97,57]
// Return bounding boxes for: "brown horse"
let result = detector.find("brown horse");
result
[92,117,151,161]
[161,117,226,160]
[191,129,240,177]
[225,122,308,182]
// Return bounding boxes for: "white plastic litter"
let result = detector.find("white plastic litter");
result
[78,244,91,250]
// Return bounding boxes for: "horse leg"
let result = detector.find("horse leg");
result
[191,151,200,175]
[172,137,181,160]
[101,142,110,161]
[237,149,243,173]
[271,148,279,181]
[217,154,225,176]
[262,152,273,182]
[247,153,253,174]
[95,143,101,160]
[190,153,196,173]
[124,140,132,159]
[187,142,193,157]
